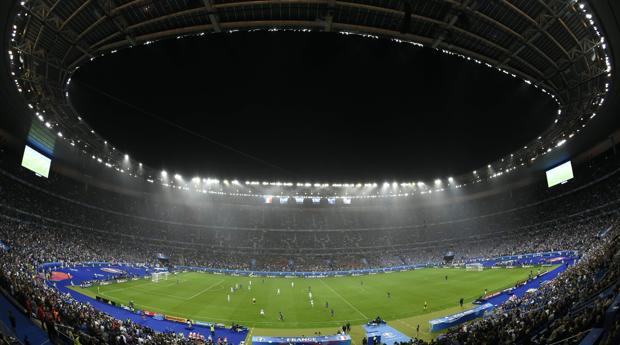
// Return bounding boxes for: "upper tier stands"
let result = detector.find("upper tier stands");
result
[0,151,619,271]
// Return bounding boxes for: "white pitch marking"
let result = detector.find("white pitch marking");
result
[187,280,225,300]
[319,279,368,319]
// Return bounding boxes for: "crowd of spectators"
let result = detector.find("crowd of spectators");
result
[0,218,211,344]
[1,214,618,344]
[0,151,619,343]
[0,151,619,271]
[425,227,620,344]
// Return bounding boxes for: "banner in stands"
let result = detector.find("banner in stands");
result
[50,272,73,281]
[101,267,125,274]
[465,251,578,267]
[252,334,351,345]
[38,261,147,272]
[429,303,494,331]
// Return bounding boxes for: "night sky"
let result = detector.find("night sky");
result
[69,31,556,181]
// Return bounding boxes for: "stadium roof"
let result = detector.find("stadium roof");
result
[4,0,613,190]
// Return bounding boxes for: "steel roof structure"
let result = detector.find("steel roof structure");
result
[5,0,613,187]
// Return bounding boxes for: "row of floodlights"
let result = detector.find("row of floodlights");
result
[158,170,458,189]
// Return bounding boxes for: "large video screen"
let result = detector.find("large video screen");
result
[546,161,573,188]
[21,145,51,178]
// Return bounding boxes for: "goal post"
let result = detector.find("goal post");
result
[465,263,484,271]
[151,271,169,283]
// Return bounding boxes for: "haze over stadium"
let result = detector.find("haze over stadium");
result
[0,1,619,345]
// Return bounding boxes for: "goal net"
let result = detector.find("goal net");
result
[465,263,484,271]
[151,271,169,283]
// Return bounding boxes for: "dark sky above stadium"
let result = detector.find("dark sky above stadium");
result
[69,31,556,181]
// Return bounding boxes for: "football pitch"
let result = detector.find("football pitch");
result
[74,266,553,340]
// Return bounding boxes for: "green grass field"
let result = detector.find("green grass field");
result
[72,267,553,342]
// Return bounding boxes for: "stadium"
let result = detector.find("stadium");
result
[0,0,619,345]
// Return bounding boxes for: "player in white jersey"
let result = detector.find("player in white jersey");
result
[277,288,281,295]
[227,294,231,303]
